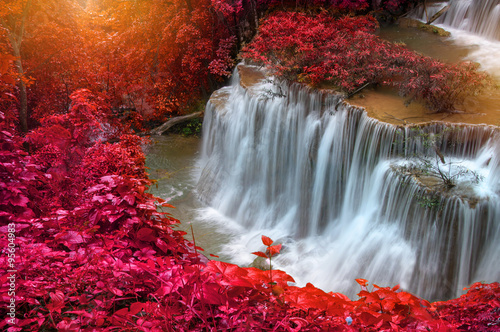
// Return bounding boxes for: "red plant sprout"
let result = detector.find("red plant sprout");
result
[252,235,283,289]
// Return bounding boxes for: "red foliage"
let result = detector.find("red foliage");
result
[382,0,418,15]
[253,0,420,14]
[255,0,370,12]
[242,11,489,113]
[330,0,370,11]
[0,53,17,122]
[83,0,238,125]
[433,282,500,331]
[0,114,38,225]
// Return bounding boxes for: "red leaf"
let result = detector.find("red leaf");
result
[10,194,29,207]
[137,227,156,242]
[205,261,254,287]
[359,311,382,326]
[47,290,65,313]
[397,292,413,304]
[381,299,396,312]
[49,290,65,303]
[267,244,282,257]
[261,235,274,246]
[114,307,129,317]
[252,251,268,258]
[123,194,135,205]
[201,282,225,305]
[356,278,368,287]
[329,292,351,301]
[129,302,145,316]
[161,202,175,208]
[206,260,245,277]
[109,287,124,296]
[267,269,295,285]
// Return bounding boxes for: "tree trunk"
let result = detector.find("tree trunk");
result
[1,0,32,133]
[13,48,28,133]
[426,5,450,25]
[5,30,28,133]
[148,111,203,136]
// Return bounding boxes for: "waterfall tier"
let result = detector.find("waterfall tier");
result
[196,65,500,301]
[411,0,500,78]
[414,0,500,41]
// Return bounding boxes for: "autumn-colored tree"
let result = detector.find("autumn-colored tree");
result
[0,0,90,132]
[22,1,89,122]
[249,0,421,14]
[0,52,18,126]
[0,0,32,132]
[81,0,238,126]
[1,0,426,132]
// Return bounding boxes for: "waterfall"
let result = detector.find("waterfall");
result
[415,0,500,40]
[196,65,500,301]
[412,0,500,77]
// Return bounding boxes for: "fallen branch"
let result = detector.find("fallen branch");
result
[148,111,203,136]
[347,82,371,99]
[426,5,449,25]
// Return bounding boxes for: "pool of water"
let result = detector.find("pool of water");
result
[144,135,232,260]
[377,24,475,64]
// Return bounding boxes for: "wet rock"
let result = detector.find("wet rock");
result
[398,17,450,36]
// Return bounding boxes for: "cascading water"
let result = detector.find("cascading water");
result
[412,0,500,76]
[417,0,500,40]
[196,65,500,301]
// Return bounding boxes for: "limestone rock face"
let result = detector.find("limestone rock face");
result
[237,65,266,90]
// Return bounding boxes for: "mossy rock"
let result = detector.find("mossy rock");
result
[249,256,270,270]
[398,17,450,37]
[418,23,450,37]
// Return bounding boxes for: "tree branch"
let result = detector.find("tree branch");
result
[148,111,203,136]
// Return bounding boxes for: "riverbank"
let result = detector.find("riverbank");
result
[348,85,500,126]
